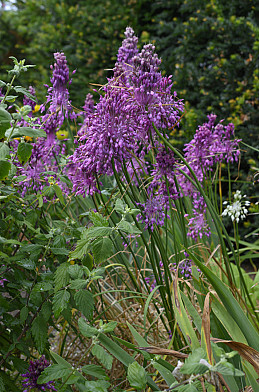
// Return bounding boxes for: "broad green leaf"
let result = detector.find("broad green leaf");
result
[89,210,109,227]
[17,143,33,164]
[70,279,87,290]
[0,143,10,159]
[127,361,147,390]
[92,237,113,263]
[50,350,72,368]
[180,348,208,375]
[153,362,176,387]
[13,86,37,101]
[212,362,244,377]
[16,259,35,270]
[85,226,113,238]
[6,126,46,139]
[20,306,29,323]
[117,220,141,234]
[53,184,65,206]
[69,239,89,260]
[37,364,71,383]
[51,247,69,255]
[31,315,48,354]
[91,344,113,370]
[53,290,70,318]
[75,290,94,319]
[81,364,108,380]
[101,321,117,333]
[83,380,110,392]
[68,264,84,279]
[33,282,53,292]
[54,262,70,291]
[78,317,98,337]
[0,160,11,180]
[114,199,125,214]
[0,108,11,138]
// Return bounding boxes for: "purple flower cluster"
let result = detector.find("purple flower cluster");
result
[69,27,184,195]
[145,254,193,292]
[21,356,56,392]
[41,52,76,141]
[14,53,73,197]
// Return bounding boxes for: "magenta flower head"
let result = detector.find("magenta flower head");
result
[21,356,57,391]
[114,26,139,78]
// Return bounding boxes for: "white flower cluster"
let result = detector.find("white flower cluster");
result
[222,190,250,223]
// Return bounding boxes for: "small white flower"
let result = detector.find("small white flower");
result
[222,191,250,223]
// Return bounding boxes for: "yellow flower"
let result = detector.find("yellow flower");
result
[33,104,41,113]
[56,130,69,140]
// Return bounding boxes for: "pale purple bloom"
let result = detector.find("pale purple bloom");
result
[21,356,57,391]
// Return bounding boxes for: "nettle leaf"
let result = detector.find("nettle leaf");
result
[51,247,69,255]
[31,315,48,354]
[114,199,125,214]
[53,184,65,206]
[89,210,108,227]
[180,348,208,375]
[86,226,113,239]
[78,317,98,338]
[0,160,11,180]
[81,364,108,380]
[33,281,53,292]
[41,301,52,322]
[53,290,70,318]
[101,321,117,333]
[0,143,10,159]
[6,126,46,139]
[92,237,113,264]
[0,375,5,392]
[13,86,37,101]
[83,380,110,392]
[68,264,84,279]
[16,259,35,270]
[54,262,70,291]
[20,306,29,323]
[75,290,94,319]
[0,108,11,138]
[70,279,87,290]
[37,364,71,384]
[117,220,141,234]
[91,344,113,370]
[127,361,147,390]
[17,143,33,164]
[69,239,89,260]
[212,362,244,377]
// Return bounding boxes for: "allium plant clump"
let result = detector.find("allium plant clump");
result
[69,28,241,240]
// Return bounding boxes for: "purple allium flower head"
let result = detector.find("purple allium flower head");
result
[42,52,76,139]
[137,194,169,231]
[21,356,57,392]
[114,26,139,78]
[82,93,95,116]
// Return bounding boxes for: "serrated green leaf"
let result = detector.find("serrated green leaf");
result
[0,160,11,180]
[75,290,94,319]
[53,290,70,318]
[17,143,33,164]
[92,344,113,370]
[89,210,108,227]
[69,239,89,260]
[41,301,52,321]
[70,279,87,290]
[68,264,84,279]
[13,86,37,101]
[33,281,53,292]
[127,361,147,390]
[114,199,125,214]
[51,247,69,255]
[54,262,70,291]
[31,315,48,354]
[53,184,65,206]
[37,364,71,384]
[16,259,35,270]
[78,317,98,337]
[0,376,4,392]
[0,108,11,138]
[50,350,72,368]
[20,306,29,323]
[5,126,46,139]
[92,237,113,263]
[85,226,113,239]
[0,143,10,159]
[117,220,141,234]
[180,348,208,375]
[102,321,117,333]
[212,362,244,377]
[81,364,108,380]
[83,380,110,392]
